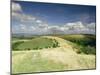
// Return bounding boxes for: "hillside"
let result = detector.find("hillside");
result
[12,36,96,74]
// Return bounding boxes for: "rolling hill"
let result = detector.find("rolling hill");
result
[12,35,96,74]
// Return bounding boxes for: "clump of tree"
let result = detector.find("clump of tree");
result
[34,47,39,50]
[80,46,96,55]
[72,44,96,55]
[12,41,24,50]
[52,39,59,48]
[60,35,96,55]
[27,48,31,50]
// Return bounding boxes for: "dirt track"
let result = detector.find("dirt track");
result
[40,36,95,70]
[12,36,95,73]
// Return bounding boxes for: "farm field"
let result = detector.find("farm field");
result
[12,34,96,74]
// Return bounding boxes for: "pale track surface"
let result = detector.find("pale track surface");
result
[40,36,95,70]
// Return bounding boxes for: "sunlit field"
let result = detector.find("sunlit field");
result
[12,37,59,50]
[12,34,96,74]
[12,1,96,74]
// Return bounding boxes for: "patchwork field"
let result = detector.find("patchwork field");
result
[12,34,96,74]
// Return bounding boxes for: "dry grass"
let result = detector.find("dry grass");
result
[12,36,96,74]
[40,36,95,70]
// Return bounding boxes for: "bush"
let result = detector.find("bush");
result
[27,48,31,50]
[80,46,96,55]
[35,47,38,50]
[39,48,42,49]
[12,41,24,50]
[45,46,48,48]
[53,44,56,48]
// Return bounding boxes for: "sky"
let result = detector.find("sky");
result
[12,1,96,35]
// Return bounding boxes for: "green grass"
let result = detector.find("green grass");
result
[56,34,96,55]
[12,38,22,42]
[12,35,96,74]
[12,37,59,51]
[12,51,67,74]
[12,50,95,74]
[56,34,96,46]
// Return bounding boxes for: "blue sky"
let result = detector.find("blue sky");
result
[12,1,96,34]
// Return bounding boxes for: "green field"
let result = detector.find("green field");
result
[56,34,96,55]
[12,37,59,50]
[12,34,96,74]
[56,34,96,46]
[12,51,68,74]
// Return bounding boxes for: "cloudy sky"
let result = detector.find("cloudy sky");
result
[12,1,96,35]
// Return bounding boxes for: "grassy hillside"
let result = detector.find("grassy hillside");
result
[12,50,95,74]
[56,34,95,46]
[12,35,96,74]
[56,34,96,55]
[12,51,68,74]
[12,37,59,50]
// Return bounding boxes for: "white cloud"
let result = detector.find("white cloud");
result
[36,20,42,24]
[20,24,26,30]
[12,2,36,23]
[11,3,95,35]
[12,2,22,12]
[65,21,85,30]
[86,23,95,30]
[20,14,36,22]
[38,23,48,29]
[12,21,95,34]
[63,21,95,34]
[12,2,49,34]
[57,27,67,31]
[30,26,35,30]
[12,11,36,22]
[46,26,64,34]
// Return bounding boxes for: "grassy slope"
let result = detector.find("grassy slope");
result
[56,34,96,54]
[12,37,58,50]
[17,38,53,49]
[12,36,96,74]
[12,51,67,74]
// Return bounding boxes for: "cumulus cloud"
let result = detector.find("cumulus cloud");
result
[36,20,42,24]
[86,23,95,30]
[31,26,35,30]
[12,2,41,34]
[41,21,95,35]
[20,24,26,30]
[47,26,64,34]
[12,21,95,34]
[12,2,22,12]
[65,21,85,30]
[12,10,36,23]
[63,21,95,34]
[12,2,36,23]
[12,2,95,35]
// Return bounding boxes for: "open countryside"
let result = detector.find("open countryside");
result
[12,1,96,74]
[12,34,96,74]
